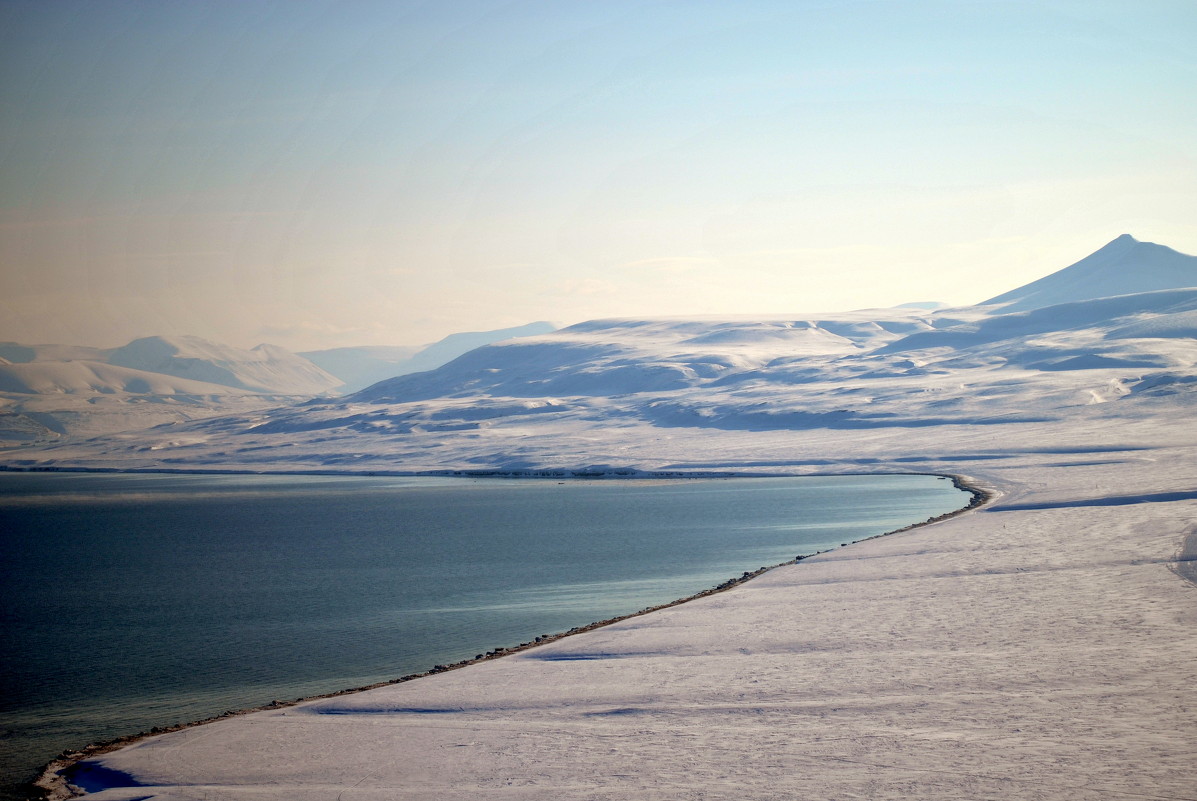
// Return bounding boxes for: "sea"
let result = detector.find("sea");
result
[0,471,969,797]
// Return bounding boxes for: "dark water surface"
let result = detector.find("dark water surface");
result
[0,472,968,796]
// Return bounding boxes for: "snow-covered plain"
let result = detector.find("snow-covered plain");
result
[18,237,1197,799]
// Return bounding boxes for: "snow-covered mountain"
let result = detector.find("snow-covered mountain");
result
[983,234,1197,311]
[10,236,1195,473]
[0,360,268,396]
[0,327,570,445]
[108,336,342,395]
[0,335,343,445]
[301,322,556,393]
[353,312,930,403]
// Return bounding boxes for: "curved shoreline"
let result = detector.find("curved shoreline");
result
[29,471,992,800]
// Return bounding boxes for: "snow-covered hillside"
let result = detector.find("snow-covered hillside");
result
[0,335,348,444]
[7,237,1195,473]
[0,360,259,396]
[107,336,341,395]
[301,322,556,393]
[0,328,573,445]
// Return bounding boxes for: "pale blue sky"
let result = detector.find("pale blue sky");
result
[2,0,1194,349]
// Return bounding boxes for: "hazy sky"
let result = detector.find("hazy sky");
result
[2,0,1194,351]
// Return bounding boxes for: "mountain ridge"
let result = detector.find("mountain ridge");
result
[107,335,342,395]
[301,322,556,393]
[982,235,1197,311]
[5,236,1197,458]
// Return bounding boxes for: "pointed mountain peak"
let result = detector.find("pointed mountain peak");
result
[982,237,1197,312]
[1093,233,1146,255]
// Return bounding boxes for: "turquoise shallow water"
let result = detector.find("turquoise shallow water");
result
[0,472,969,797]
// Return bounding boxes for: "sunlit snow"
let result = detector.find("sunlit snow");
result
[14,236,1197,800]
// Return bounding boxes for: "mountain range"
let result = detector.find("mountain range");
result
[0,325,556,444]
[4,234,1194,471]
[299,322,556,393]
[20,234,1197,801]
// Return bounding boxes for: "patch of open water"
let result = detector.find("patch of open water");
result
[0,472,969,796]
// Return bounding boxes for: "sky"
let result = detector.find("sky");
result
[1,0,1195,351]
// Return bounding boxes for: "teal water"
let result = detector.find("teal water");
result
[0,472,968,797]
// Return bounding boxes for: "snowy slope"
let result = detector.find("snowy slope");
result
[389,321,558,377]
[301,322,556,393]
[0,327,565,443]
[0,360,262,396]
[0,392,307,445]
[982,234,1197,310]
[107,336,342,395]
[0,338,342,444]
[354,312,928,403]
[0,358,315,444]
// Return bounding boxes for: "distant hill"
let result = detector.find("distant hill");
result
[398,322,558,376]
[351,313,932,403]
[298,346,422,394]
[302,322,557,393]
[108,335,342,395]
[0,342,109,363]
[0,335,343,443]
[0,360,259,396]
[983,235,1197,311]
[18,250,1197,471]
[8,239,1197,459]
[0,326,561,442]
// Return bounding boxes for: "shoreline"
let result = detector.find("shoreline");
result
[28,471,992,801]
[2,463,977,481]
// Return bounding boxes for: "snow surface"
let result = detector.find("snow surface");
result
[45,404,1197,800]
[16,238,1197,799]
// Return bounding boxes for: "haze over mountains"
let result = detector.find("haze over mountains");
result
[0,324,556,444]
[106,337,342,395]
[4,235,1194,471]
[300,322,556,393]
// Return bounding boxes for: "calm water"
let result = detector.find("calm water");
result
[0,472,968,796]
